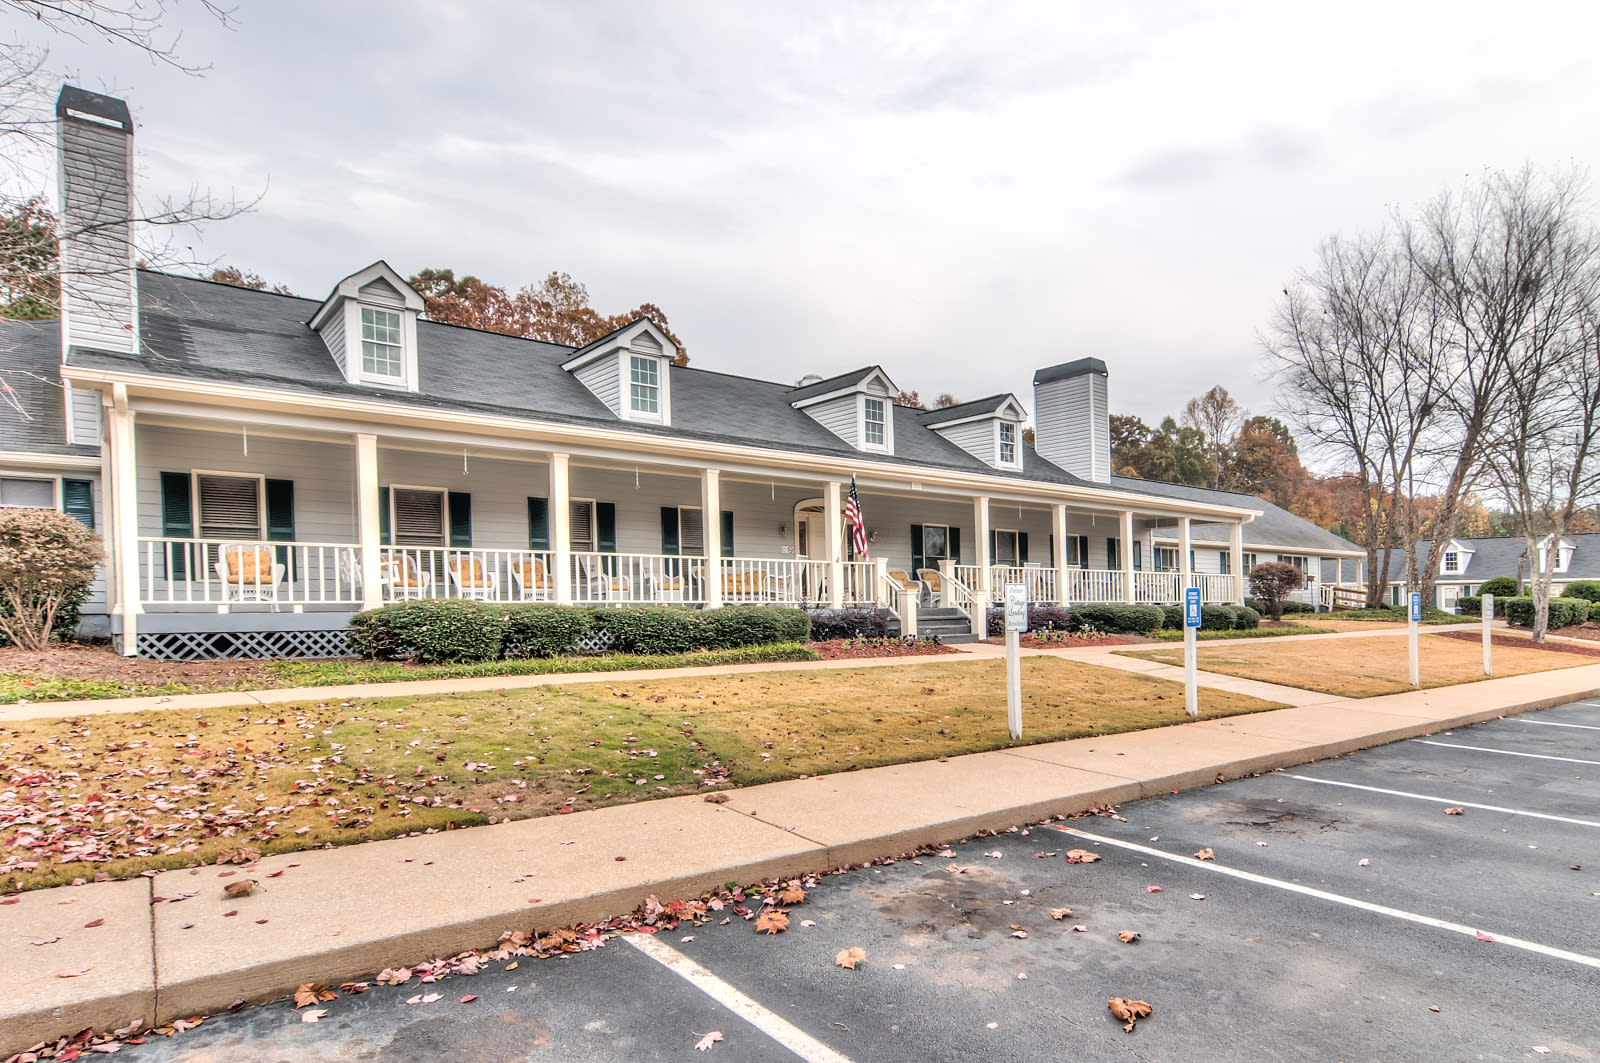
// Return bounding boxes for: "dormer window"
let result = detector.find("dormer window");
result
[863,397,887,448]
[1443,551,1459,574]
[630,355,661,415]
[361,308,403,378]
[998,421,1018,467]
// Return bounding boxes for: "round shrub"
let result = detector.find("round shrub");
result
[503,604,593,657]
[593,606,703,654]
[808,609,889,640]
[1160,605,1183,630]
[1476,576,1520,597]
[1068,603,1164,635]
[348,599,509,662]
[1455,596,1482,616]
[699,606,810,649]
[0,508,101,650]
[1504,596,1590,630]
[1234,605,1262,629]
[1562,580,1600,603]
[1200,605,1237,631]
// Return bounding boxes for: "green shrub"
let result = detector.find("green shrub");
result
[1456,596,1481,616]
[0,508,101,650]
[1160,605,1183,630]
[593,606,703,655]
[349,599,509,663]
[1504,596,1591,630]
[1234,605,1262,629]
[1476,576,1520,597]
[1246,598,1314,616]
[1200,605,1237,631]
[1562,580,1600,603]
[698,606,810,649]
[1069,603,1164,635]
[985,604,1075,636]
[503,604,594,657]
[808,609,889,640]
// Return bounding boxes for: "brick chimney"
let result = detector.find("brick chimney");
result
[1032,357,1110,483]
[55,86,137,356]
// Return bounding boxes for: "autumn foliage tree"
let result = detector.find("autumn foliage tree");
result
[409,268,688,365]
[0,508,100,649]
[1247,561,1303,621]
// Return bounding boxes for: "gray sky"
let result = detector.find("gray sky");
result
[20,0,1600,428]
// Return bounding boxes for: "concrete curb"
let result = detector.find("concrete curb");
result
[7,664,1600,1055]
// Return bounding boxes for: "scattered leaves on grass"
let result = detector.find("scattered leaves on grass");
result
[1117,931,1142,943]
[1444,807,1464,815]
[1065,849,1100,864]
[694,1031,724,1051]
[293,984,338,1008]
[834,947,866,970]
[222,880,256,899]
[1108,997,1152,1032]
[1049,908,1073,920]
[754,910,789,935]
[216,846,261,865]
[1194,848,1215,861]
[299,1009,327,1023]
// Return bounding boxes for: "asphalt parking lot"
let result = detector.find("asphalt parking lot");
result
[115,699,1600,1063]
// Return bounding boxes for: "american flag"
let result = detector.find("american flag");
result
[844,476,869,559]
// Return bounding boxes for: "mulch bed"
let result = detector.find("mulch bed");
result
[808,640,963,660]
[1432,630,1600,657]
[0,642,280,686]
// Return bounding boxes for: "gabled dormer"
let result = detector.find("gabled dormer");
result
[309,262,425,391]
[1533,535,1576,575]
[561,319,676,425]
[1439,538,1475,576]
[918,394,1027,470]
[788,367,897,454]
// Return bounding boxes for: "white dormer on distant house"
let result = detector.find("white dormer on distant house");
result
[562,319,677,425]
[918,394,1027,470]
[309,262,425,391]
[788,367,898,454]
[1533,535,1576,575]
[1439,538,1476,576]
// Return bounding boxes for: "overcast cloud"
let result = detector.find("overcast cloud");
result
[17,0,1600,431]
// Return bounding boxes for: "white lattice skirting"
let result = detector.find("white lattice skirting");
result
[137,629,354,661]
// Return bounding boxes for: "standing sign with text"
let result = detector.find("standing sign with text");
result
[1409,592,1423,623]
[1004,583,1026,739]
[1182,587,1201,717]
[1184,587,1202,628]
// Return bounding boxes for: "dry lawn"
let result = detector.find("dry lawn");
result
[1120,632,1596,697]
[0,657,1283,891]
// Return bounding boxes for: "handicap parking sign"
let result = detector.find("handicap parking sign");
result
[1409,592,1422,623]
[1184,586,1202,628]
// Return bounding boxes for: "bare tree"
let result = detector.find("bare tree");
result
[1180,384,1244,489]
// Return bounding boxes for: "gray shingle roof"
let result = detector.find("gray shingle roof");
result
[916,394,1014,425]
[1116,475,1360,554]
[785,366,884,403]
[1386,535,1600,582]
[0,318,100,458]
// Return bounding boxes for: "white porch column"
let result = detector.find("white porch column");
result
[1178,516,1193,598]
[551,452,573,604]
[974,495,992,601]
[355,433,383,611]
[824,480,843,608]
[1052,503,1070,606]
[1229,521,1246,605]
[1120,510,1135,603]
[702,468,723,609]
[106,386,139,656]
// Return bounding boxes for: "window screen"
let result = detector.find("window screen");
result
[392,488,445,546]
[679,507,705,555]
[570,500,596,552]
[197,475,262,540]
[0,477,54,508]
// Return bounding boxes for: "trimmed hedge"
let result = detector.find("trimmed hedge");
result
[1563,580,1600,603]
[595,606,703,655]
[1199,605,1237,631]
[1160,605,1183,630]
[1069,603,1164,635]
[699,605,811,649]
[1245,597,1314,615]
[985,604,1075,636]
[349,599,510,663]
[1504,596,1592,630]
[808,608,889,640]
[1476,576,1520,597]
[503,604,594,658]
[1459,595,1509,618]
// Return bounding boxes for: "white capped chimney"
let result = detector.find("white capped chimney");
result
[1032,357,1110,483]
[55,86,137,356]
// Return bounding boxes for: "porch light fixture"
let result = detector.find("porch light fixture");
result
[778,522,790,536]
[868,528,879,543]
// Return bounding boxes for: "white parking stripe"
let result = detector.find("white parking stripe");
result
[1056,826,1600,972]
[626,934,858,1063]
[1283,774,1600,828]
[1520,719,1600,732]
[1411,740,1600,766]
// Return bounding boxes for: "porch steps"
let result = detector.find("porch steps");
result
[915,606,980,645]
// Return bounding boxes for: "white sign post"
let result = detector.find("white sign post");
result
[1004,582,1027,740]
[1481,592,1495,676]
[1183,586,1202,718]
[1408,591,1422,688]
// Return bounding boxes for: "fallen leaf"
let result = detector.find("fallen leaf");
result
[223,880,256,899]
[1194,848,1215,861]
[755,910,790,935]
[300,1009,327,1023]
[1145,885,1164,893]
[694,1031,724,1052]
[703,793,730,804]
[777,885,808,906]
[505,961,519,971]
[1359,858,1370,867]
[1428,1005,1441,1012]
[1532,1047,1551,1054]
[83,918,104,928]
[1117,931,1142,943]
[55,966,93,978]
[32,935,60,945]
[835,946,866,970]
[1108,997,1152,1032]
[1049,908,1073,920]
[458,995,478,1004]
[800,919,817,927]
[222,910,238,917]
[1190,893,1206,901]
[1475,930,1496,942]
[1065,849,1101,864]
[1071,925,1088,933]
[1444,807,1464,815]
[294,983,338,1008]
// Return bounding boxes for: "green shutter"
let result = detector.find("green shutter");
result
[910,525,924,572]
[265,479,295,573]
[528,497,550,550]
[1133,540,1142,571]
[447,491,472,547]
[379,486,391,546]
[1048,533,1055,566]
[160,471,193,579]
[61,479,94,529]
[949,526,961,565]
[989,529,997,563]
[1019,532,1029,564]
[721,510,735,558]
[1076,535,1089,569]
[660,507,680,555]
[597,502,617,553]
[1106,537,1119,570]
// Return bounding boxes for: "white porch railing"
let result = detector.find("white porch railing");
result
[839,561,876,607]
[989,566,1058,603]
[140,538,362,606]
[569,551,707,605]
[719,557,829,605]
[1132,571,1182,604]
[875,560,918,634]
[1198,574,1237,603]
[380,546,555,603]
[1064,568,1124,604]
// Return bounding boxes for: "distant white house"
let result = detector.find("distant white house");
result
[1387,534,1597,612]
[0,86,1362,660]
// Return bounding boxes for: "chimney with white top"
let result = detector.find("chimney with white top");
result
[1032,357,1110,483]
[55,86,137,356]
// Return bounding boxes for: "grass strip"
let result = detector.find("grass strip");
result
[1146,626,1337,642]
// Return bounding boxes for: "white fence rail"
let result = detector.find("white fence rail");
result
[380,546,555,602]
[1197,574,1237,603]
[140,538,361,606]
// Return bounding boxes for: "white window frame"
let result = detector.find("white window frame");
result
[191,470,266,542]
[360,306,404,380]
[1153,545,1178,572]
[921,523,951,563]
[386,483,450,547]
[996,420,1019,468]
[616,351,670,424]
[0,474,61,510]
[629,354,661,416]
[347,300,419,390]
[1443,550,1459,574]
[994,528,1020,566]
[570,497,598,552]
[861,395,889,451]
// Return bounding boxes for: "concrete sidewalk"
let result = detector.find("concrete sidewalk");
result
[8,655,1600,1055]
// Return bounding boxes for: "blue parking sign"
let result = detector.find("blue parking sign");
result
[1184,587,1202,628]
[1409,592,1422,623]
